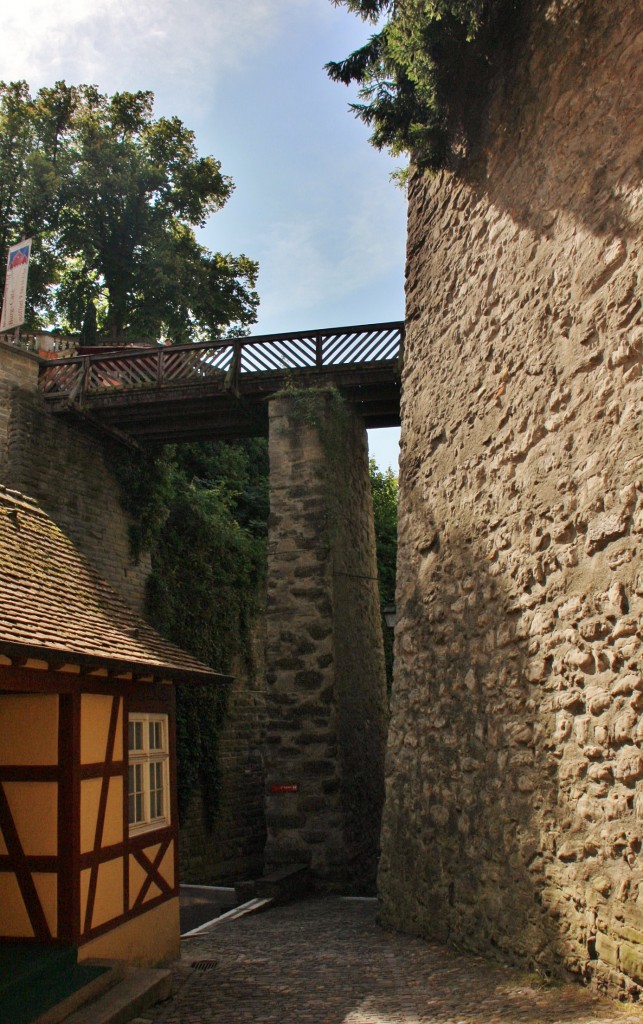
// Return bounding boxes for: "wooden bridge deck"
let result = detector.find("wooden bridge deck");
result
[38,321,404,443]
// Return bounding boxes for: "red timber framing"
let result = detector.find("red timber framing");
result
[0,773,54,941]
[0,666,179,947]
[0,483,229,956]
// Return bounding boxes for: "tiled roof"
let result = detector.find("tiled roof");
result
[0,485,226,683]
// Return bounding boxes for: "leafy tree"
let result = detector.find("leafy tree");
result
[0,81,75,325]
[370,458,398,692]
[0,81,258,341]
[113,438,269,823]
[326,0,519,168]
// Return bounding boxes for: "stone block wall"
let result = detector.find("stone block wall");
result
[264,392,388,890]
[180,618,267,883]
[379,0,642,999]
[0,348,149,612]
[0,341,40,389]
[0,345,38,483]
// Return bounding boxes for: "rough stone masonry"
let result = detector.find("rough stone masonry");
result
[264,392,388,890]
[379,0,642,1000]
[0,342,149,611]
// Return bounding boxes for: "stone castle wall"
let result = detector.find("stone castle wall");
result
[264,393,388,890]
[380,0,642,999]
[179,617,267,884]
[0,344,38,482]
[0,347,149,611]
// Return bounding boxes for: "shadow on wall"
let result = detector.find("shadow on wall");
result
[462,0,642,244]
[379,526,570,975]
[382,0,641,999]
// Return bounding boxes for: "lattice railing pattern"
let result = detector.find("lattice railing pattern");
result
[38,322,403,399]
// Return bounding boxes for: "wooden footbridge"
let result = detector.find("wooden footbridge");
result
[38,321,404,444]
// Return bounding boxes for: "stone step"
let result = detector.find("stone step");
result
[254,864,312,903]
[33,963,124,1024]
[0,946,115,1024]
[54,969,172,1024]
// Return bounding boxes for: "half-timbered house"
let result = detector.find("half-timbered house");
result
[0,485,228,965]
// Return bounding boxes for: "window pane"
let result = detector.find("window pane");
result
[128,765,136,823]
[149,761,163,819]
[128,763,144,824]
[149,720,162,751]
[129,721,143,751]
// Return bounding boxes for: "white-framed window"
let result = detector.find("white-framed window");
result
[128,713,170,834]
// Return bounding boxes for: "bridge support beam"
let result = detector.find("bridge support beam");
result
[264,391,388,890]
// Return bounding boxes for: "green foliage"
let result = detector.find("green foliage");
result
[369,459,398,691]
[369,459,397,607]
[0,81,72,326]
[112,439,269,825]
[0,81,258,340]
[326,0,519,168]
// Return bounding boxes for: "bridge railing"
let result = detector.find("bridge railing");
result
[38,322,404,401]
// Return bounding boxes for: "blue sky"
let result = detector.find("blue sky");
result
[2,0,405,469]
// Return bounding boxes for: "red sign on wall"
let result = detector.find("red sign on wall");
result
[270,783,299,794]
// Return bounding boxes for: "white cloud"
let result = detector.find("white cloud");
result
[256,174,406,326]
[0,0,311,96]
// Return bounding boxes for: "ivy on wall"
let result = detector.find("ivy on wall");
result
[112,439,269,824]
[369,459,398,692]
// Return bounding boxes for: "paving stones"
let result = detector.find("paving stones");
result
[142,898,643,1023]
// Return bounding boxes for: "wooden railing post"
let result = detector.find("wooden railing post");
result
[80,356,90,401]
[157,349,164,384]
[233,340,242,389]
[316,331,323,369]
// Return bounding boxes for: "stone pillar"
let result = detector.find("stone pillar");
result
[264,390,388,891]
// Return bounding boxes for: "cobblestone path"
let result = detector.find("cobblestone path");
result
[139,898,642,1024]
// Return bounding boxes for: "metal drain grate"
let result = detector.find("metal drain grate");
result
[191,960,218,972]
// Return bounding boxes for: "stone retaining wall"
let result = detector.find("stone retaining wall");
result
[0,341,40,389]
[0,348,149,611]
[180,617,267,884]
[379,0,642,998]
